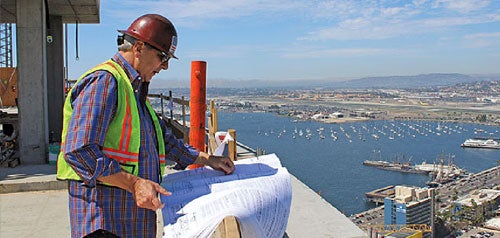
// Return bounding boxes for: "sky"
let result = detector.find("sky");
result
[65,0,500,87]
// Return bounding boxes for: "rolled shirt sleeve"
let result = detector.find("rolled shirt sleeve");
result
[62,71,122,187]
[160,120,200,170]
[64,144,122,187]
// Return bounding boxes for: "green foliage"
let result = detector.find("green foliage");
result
[475,114,487,122]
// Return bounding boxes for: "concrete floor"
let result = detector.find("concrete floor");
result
[0,163,367,238]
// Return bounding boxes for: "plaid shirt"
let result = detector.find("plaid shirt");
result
[63,53,199,238]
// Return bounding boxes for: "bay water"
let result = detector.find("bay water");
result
[216,112,500,216]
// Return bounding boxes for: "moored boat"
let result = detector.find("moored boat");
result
[461,138,500,149]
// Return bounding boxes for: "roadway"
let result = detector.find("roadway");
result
[349,166,500,235]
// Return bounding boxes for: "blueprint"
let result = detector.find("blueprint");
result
[160,153,292,238]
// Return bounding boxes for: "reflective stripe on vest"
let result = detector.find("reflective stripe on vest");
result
[56,60,166,182]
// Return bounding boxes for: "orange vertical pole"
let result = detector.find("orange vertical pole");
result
[189,61,207,152]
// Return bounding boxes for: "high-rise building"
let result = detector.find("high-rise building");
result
[384,186,433,230]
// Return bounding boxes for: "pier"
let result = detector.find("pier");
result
[365,185,395,205]
[363,160,429,174]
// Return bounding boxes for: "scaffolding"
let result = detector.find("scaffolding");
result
[0,23,13,68]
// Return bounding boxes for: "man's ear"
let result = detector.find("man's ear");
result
[138,41,146,50]
[133,41,145,57]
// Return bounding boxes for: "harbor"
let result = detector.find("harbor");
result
[215,111,500,216]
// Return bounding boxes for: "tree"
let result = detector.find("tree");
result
[476,114,487,122]
[469,199,485,226]
[452,188,459,202]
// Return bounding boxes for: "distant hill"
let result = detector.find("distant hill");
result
[325,73,500,89]
[151,73,500,89]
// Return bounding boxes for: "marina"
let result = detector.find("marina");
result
[216,111,500,215]
[251,118,483,144]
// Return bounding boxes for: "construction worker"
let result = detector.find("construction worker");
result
[56,14,235,238]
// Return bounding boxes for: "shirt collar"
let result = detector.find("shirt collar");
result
[112,53,142,84]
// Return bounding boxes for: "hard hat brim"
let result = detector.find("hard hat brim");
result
[117,29,178,60]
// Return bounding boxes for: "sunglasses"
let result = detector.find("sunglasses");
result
[158,52,173,64]
[146,43,172,64]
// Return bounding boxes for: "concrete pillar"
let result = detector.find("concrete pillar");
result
[46,15,64,143]
[16,0,48,164]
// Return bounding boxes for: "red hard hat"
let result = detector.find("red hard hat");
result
[118,14,178,59]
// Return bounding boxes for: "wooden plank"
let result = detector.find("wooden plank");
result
[0,67,17,107]
[207,100,218,155]
[228,129,237,161]
[224,216,240,238]
[211,216,241,238]
[208,116,217,154]
[211,101,218,132]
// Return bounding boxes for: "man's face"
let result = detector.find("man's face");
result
[135,42,170,82]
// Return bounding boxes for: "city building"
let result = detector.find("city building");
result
[384,186,434,237]
[453,189,500,222]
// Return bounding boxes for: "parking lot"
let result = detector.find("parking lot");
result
[459,227,500,238]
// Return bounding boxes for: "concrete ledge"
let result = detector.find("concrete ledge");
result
[287,174,368,238]
[0,164,66,194]
[0,177,66,194]
[1,163,368,237]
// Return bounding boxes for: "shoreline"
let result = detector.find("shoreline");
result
[213,95,500,126]
[217,108,500,127]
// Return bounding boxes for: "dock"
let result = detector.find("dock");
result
[365,185,395,205]
[363,160,429,174]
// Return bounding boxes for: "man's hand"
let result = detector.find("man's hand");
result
[132,178,171,211]
[194,152,235,174]
[98,172,171,211]
[206,155,235,174]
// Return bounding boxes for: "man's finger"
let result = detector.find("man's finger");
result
[222,162,234,174]
[155,184,171,196]
[227,160,235,171]
[223,160,235,174]
[151,197,164,210]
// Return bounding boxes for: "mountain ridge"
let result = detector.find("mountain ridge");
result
[150,73,500,89]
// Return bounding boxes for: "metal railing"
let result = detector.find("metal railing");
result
[148,92,190,143]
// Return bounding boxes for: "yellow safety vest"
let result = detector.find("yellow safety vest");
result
[56,60,166,181]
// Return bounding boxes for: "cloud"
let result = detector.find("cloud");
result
[104,0,499,41]
[300,1,499,41]
[105,0,305,27]
[434,0,491,13]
